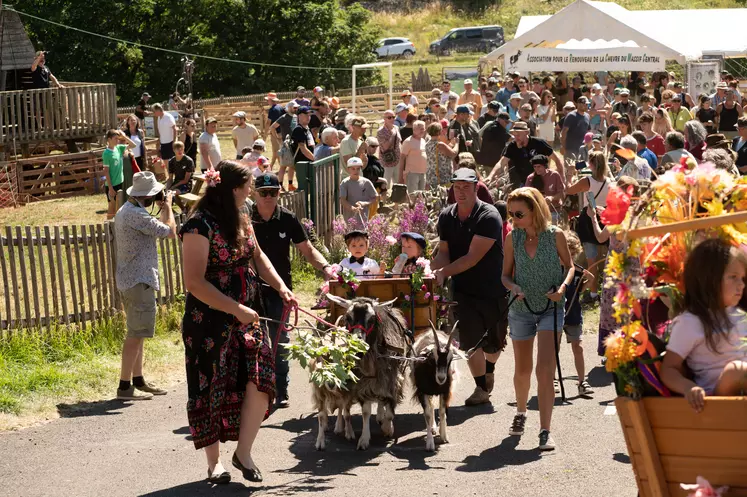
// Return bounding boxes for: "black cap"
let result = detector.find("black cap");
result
[400,232,426,250]
[451,168,478,183]
[488,100,502,111]
[254,173,280,189]
[344,230,368,242]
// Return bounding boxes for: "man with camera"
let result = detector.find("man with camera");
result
[114,171,177,400]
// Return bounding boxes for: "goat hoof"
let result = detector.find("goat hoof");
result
[425,439,436,452]
[357,437,370,450]
[315,438,326,451]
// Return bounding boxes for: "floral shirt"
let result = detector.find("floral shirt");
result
[377,125,401,168]
[114,201,172,291]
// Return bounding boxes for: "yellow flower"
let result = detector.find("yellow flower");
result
[604,330,637,371]
[604,250,626,281]
[624,384,636,395]
[626,239,643,258]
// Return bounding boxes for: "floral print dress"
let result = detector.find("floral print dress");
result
[179,209,275,450]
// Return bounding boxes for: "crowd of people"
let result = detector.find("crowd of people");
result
[106,68,747,485]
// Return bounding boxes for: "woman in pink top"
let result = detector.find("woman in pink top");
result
[398,120,428,192]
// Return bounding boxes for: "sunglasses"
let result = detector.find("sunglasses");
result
[385,116,395,119]
[258,190,279,198]
[508,210,526,219]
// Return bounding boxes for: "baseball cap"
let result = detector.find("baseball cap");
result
[591,83,602,91]
[254,173,281,189]
[400,232,426,250]
[563,101,576,110]
[592,133,603,143]
[289,101,300,109]
[313,86,324,93]
[577,96,590,105]
[620,88,630,96]
[350,117,370,128]
[510,93,522,100]
[296,86,306,92]
[456,105,473,115]
[346,157,364,168]
[464,79,473,85]
[395,103,409,113]
[252,139,266,149]
[232,111,246,118]
[671,94,682,102]
[297,106,311,114]
[205,117,218,124]
[451,168,478,183]
[488,100,502,111]
[142,92,151,98]
[614,88,622,95]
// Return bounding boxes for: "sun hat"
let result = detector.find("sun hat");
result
[717,82,728,89]
[563,101,576,110]
[347,157,364,168]
[510,93,522,100]
[401,89,412,97]
[330,97,340,107]
[127,171,165,197]
[265,92,279,101]
[232,111,246,118]
[510,121,530,133]
[464,79,473,85]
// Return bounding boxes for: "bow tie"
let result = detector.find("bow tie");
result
[349,256,366,265]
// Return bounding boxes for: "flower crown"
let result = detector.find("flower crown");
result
[204,168,221,188]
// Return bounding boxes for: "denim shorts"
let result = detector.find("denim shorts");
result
[563,324,583,343]
[508,306,565,341]
[583,242,602,260]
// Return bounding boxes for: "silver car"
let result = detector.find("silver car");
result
[375,38,416,59]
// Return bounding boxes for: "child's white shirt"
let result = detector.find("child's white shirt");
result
[339,256,380,277]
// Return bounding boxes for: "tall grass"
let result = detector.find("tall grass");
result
[0,301,185,424]
[370,0,744,57]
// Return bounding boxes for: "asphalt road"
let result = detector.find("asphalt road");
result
[0,335,636,497]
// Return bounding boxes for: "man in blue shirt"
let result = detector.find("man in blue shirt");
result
[497,78,515,109]
[632,131,658,171]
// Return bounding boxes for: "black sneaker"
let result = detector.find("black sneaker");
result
[276,395,290,409]
[539,429,556,451]
[509,413,526,436]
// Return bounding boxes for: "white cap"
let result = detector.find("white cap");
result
[395,103,409,113]
[232,111,246,118]
[464,79,473,85]
[347,157,363,168]
[592,83,602,91]
[253,139,266,149]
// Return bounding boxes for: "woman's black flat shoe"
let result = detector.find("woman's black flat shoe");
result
[207,468,231,484]
[232,452,263,482]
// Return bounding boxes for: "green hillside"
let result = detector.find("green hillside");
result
[370,0,743,59]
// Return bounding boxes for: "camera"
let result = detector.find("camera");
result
[155,191,165,202]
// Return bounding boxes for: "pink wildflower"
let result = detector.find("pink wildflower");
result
[385,235,397,245]
[404,294,411,301]
[424,292,431,299]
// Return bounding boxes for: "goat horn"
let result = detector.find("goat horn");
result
[428,320,441,348]
[446,320,459,350]
[326,294,351,310]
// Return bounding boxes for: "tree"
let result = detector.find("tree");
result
[19,0,380,104]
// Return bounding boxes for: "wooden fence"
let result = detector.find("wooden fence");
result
[1,83,118,150]
[0,191,307,333]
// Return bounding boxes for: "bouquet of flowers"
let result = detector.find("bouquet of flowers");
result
[604,159,747,398]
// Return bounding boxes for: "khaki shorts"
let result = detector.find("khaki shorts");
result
[121,283,157,338]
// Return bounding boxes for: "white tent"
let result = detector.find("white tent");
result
[480,0,741,72]
[514,2,747,59]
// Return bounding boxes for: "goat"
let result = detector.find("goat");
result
[324,295,411,450]
[411,321,461,451]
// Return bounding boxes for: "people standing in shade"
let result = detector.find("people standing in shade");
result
[199,118,222,171]
[488,121,562,190]
[103,129,138,219]
[153,104,177,161]
[180,118,198,165]
[432,168,507,406]
[285,106,315,191]
[399,120,428,192]
[232,111,259,160]
[502,187,574,452]
[340,157,378,223]
[561,97,590,161]
[250,173,334,408]
[115,172,176,401]
[122,114,146,172]
[180,161,296,485]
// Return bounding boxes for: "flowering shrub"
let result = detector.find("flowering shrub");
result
[397,199,430,238]
[605,162,747,398]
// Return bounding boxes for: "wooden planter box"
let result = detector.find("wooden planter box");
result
[615,396,747,497]
[328,277,439,337]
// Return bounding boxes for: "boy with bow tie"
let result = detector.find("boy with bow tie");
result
[339,230,385,277]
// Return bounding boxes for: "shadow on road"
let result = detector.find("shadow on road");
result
[264,403,494,476]
[613,452,631,464]
[56,399,131,419]
[588,365,613,388]
[455,435,541,472]
[139,481,255,496]
[507,396,573,411]
[172,426,193,441]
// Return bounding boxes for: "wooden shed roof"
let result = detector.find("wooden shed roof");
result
[0,6,36,71]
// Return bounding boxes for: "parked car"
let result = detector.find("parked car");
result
[429,26,505,56]
[375,38,416,59]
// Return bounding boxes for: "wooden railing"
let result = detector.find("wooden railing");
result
[0,190,307,333]
[0,83,117,149]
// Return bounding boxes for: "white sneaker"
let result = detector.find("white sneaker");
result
[539,429,556,451]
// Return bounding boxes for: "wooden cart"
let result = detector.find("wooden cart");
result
[616,397,747,497]
[328,277,439,338]
[615,213,747,497]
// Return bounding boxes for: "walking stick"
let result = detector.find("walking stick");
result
[552,293,566,402]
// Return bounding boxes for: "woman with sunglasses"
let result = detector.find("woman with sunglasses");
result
[502,187,574,452]
[180,161,297,484]
[180,119,198,165]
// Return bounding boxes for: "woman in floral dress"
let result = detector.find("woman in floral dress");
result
[180,161,296,484]
[425,122,458,190]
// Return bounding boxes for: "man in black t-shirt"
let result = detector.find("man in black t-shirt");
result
[282,106,315,191]
[433,168,507,407]
[30,51,62,89]
[135,93,151,121]
[166,141,195,195]
[251,173,335,407]
[479,112,511,169]
[487,121,562,190]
